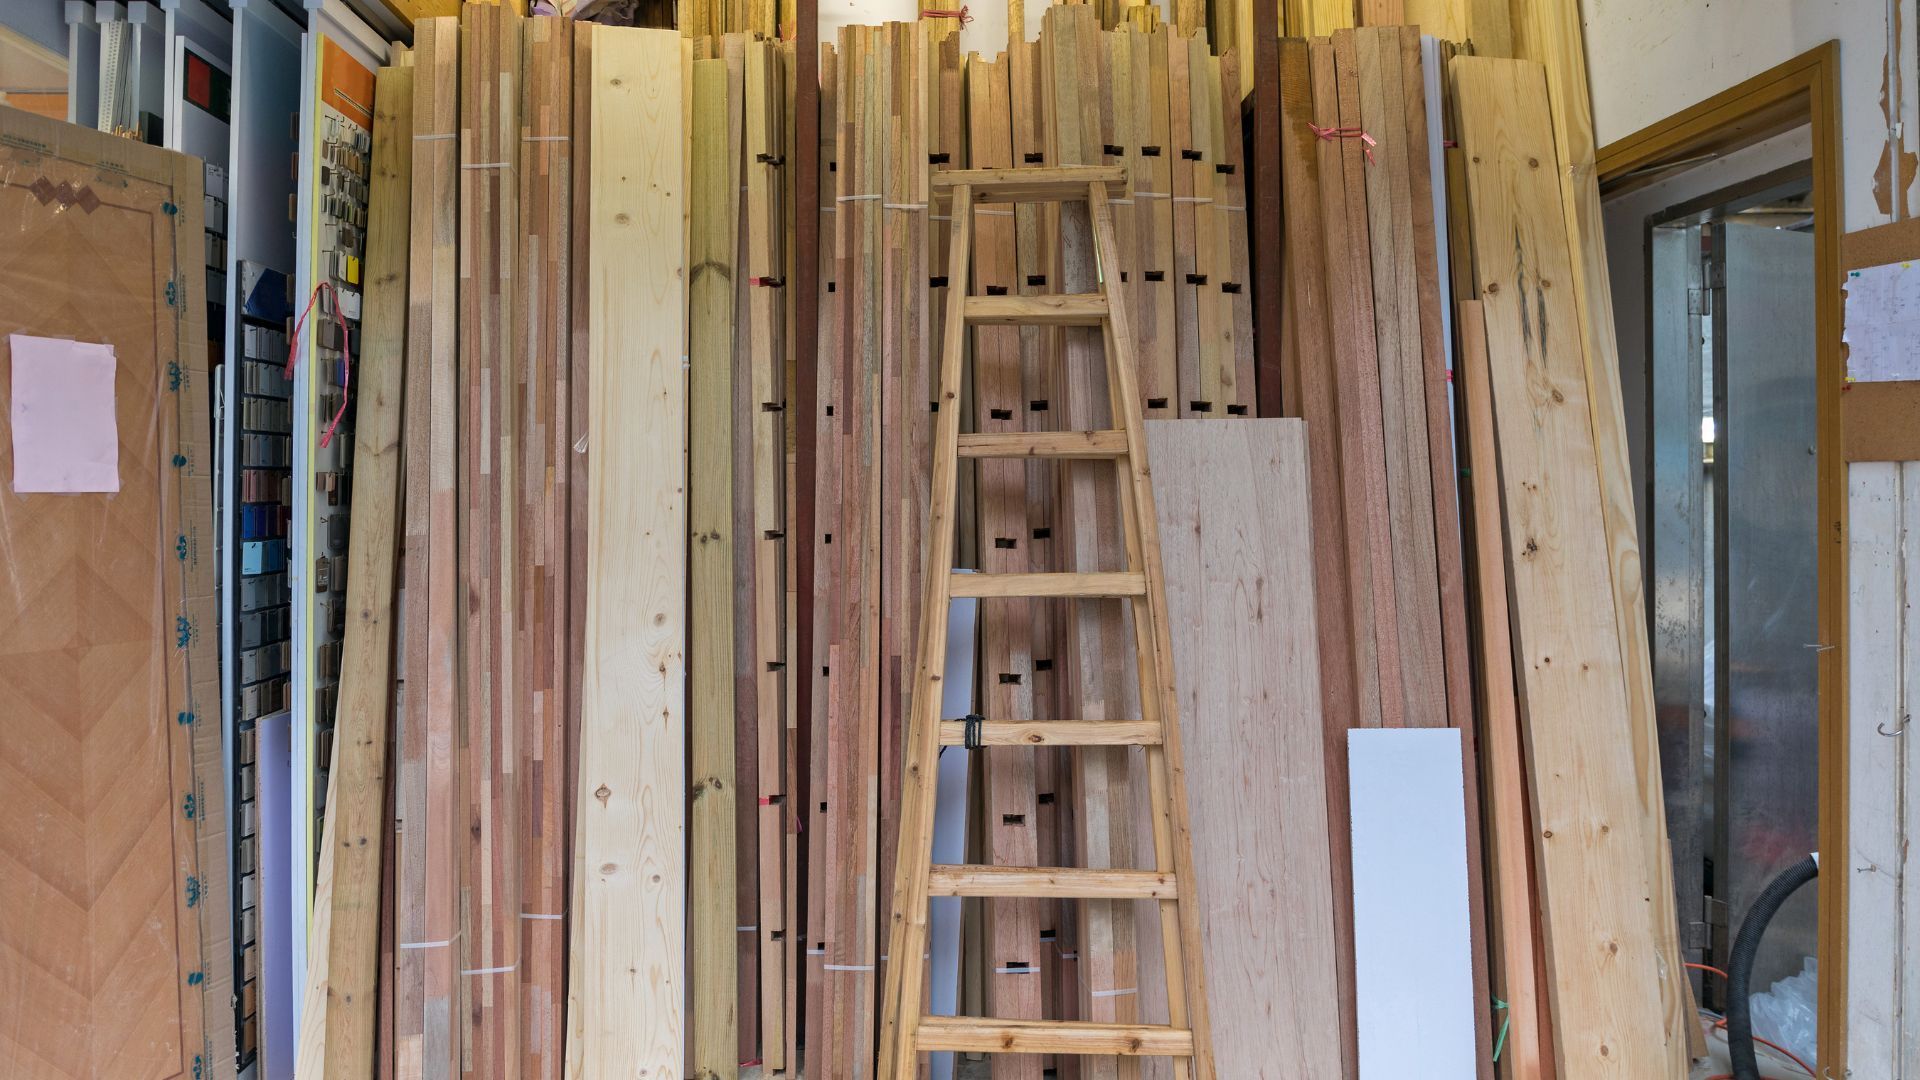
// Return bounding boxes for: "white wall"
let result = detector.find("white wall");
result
[1585,0,1914,232]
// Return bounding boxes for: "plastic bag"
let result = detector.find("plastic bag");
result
[1748,956,1818,1068]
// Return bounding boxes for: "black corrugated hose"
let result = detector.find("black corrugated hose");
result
[1726,853,1819,1080]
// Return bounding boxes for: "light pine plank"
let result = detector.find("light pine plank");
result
[565,25,687,1080]
[688,54,741,1080]
[1147,419,1344,1080]
[296,59,412,1080]
[1507,8,1694,1067]
[1452,55,1667,1080]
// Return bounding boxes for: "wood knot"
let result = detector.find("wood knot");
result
[594,784,612,805]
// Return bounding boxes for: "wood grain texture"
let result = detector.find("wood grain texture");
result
[1507,8,1692,1067]
[1452,55,1667,1080]
[396,20,461,1080]
[297,60,412,1080]
[1355,26,1446,731]
[0,102,230,1080]
[458,7,524,1074]
[1455,300,1547,1080]
[1278,38,1359,1080]
[565,25,687,1080]
[517,18,573,1080]
[689,54,741,1080]
[1147,419,1343,1080]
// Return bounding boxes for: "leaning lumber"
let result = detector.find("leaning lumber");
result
[690,52,742,1080]
[517,16,573,1080]
[1508,7,1693,1066]
[295,57,413,1080]
[395,18,461,1080]
[1455,299,1548,1079]
[565,24,688,1080]
[1452,54,1666,1080]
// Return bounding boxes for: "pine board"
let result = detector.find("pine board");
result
[565,25,687,1080]
[298,59,413,1080]
[690,53,742,1080]
[1451,55,1667,1080]
[1147,419,1343,1080]
[0,100,230,1080]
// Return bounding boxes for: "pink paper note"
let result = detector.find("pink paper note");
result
[10,334,121,494]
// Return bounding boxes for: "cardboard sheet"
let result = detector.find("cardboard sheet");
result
[9,333,121,493]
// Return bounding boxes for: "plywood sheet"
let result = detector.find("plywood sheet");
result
[0,103,231,1080]
[1146,418,1342,1080]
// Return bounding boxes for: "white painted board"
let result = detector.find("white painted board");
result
[1349,728,1476,1080]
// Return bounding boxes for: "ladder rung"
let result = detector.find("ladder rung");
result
[932,165,1127,203]
[964,293,1108,326]
[915,1017,1196,1057]
[936,719,1163,747]
[956,430,1128,459]
[949,571,1145,599]
[926,865,1178,899]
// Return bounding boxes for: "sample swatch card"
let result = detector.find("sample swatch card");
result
[9,333,121,493]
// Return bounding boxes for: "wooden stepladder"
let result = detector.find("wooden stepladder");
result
[877,165,1216,1079]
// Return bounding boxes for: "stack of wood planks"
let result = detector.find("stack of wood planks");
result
[1274,26,1487,1076]
[804,11,1258,1078]
[1448,52,1696,1080]
[297,11,797,1079]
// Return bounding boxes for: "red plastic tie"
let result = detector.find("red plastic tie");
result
[1309,122,1377,165]
[284,280,353,449]
[923,5,972,24]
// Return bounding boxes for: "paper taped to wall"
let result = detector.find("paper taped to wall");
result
[9,333,121,493]
[1843,261,1920,382]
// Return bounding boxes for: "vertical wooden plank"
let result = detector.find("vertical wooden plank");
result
[1355,25,1443,730]
[1452,54,1668,1080]
[1137,27,1178,421]
[1186,35,1222,416]
[397,19,461,1080]
[1456,299,1547,1080]
[299,57,412,1080]
[518,20,572,1080]
[966,51,1048,1080]
[565,25,687,1080]
[1167,36,1200,416]
[1279,37,1358,1080]
[802,40,839,1080]
[1000,32,1053,1080]
[1315,33,1397,732]
[1216,49,1254,417]
[1396,31,1492,1078]
[458,8,523,1074]
[690,53,742,1080]
[1507,10,1695,1068]
[744,38,790,1074]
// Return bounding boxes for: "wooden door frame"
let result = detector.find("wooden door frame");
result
[1594,40,1846,1075]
